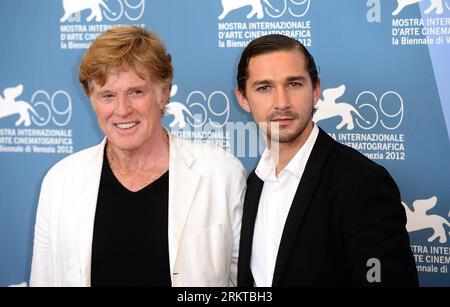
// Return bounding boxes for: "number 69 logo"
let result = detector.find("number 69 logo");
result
[355,91,404,130]
[31,90,72,127]
[101,0,146,22]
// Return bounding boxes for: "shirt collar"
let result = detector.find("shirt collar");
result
[255,146,278,182]
[255,124,319,182]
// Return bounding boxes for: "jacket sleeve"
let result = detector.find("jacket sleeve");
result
[29,173,54,287]
[228,164,247,287]
[342,166,419,286]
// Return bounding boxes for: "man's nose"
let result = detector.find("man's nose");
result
[115,95,132,116]
[274,88,290,110]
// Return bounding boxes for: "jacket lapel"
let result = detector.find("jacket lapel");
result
[237,171,264,286]
[76,138,106,287]
[272,128,335,286]
[168,135,200,275]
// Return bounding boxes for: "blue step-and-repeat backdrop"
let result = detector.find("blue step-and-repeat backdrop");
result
[1,0,449,287]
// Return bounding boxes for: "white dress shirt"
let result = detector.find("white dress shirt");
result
[250,124,319,287]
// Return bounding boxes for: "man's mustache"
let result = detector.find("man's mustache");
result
[267,110,300,121]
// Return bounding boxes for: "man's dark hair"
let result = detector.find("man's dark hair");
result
[237,34,319,95]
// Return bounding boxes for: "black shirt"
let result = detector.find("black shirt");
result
[91,153,171,287]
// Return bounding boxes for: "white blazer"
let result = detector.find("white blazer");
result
[30,134,246,287]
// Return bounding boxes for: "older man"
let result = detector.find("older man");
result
[30,26,246,287]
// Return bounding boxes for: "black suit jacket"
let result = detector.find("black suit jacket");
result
[238,128,418,286]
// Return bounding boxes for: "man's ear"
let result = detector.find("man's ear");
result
[313,79,321,106]
[235,87,251,113]
[159,85,171,109]
[89,94,98,113]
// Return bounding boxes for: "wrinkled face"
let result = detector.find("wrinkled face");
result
[236,49,320,145]
[90,67,169,152]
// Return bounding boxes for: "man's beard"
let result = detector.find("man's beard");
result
[262,110,310,144]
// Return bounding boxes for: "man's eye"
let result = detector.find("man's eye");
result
[102,93,115,99]
[289,82,302,87]
[257,86,270,92]
[130,90,144,96]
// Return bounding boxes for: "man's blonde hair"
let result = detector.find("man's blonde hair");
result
[79,26,173,96]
